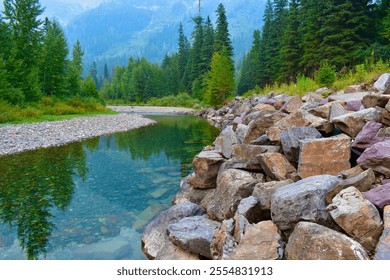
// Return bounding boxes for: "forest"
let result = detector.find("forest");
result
[101,0,390,107]
[1,0,390,114]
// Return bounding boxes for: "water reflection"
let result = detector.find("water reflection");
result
[0,115,219,260]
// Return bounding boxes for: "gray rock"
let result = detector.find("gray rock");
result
[357,140,390,177]
[173,176,214,205]
[235,124,249,143]
[271,175,341,234]
[375,205,390,260]
[285,222,370,260]
[252,180,294,219]
[230,221,284,260]
[280,127,322,164]
[362,94,390,108]
[235,196,262,224]
[210,219,236,260]
[332,108,382,138]
[374,73,390,92]
[201,169,257,221]
[328,92,369,102]
[329,101,349,120]
[327,187,383,253]
[167,216,221,259]
[141,203,205,259]
[215,126,239,158]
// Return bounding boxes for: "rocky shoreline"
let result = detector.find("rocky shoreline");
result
[108,106,195,115]
[142,73,390,260]
[0,114,155,156]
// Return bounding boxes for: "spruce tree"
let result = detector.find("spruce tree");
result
[189,16,204,90]
[177,22,190,92]
[258,0,274,86]
[214,3,234,61]
[89,61,99,88]
[41,19,69,97]
[3,0,45,102]
[104,63,110,82]
[200,16,214,74]
[204,48,235,107]
[68,40,84,96]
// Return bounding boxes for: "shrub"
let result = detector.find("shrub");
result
[316,62,336,87]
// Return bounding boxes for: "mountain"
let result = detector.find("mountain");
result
[63,0,266,72]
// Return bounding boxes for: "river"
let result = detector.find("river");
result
[0,115,219,260]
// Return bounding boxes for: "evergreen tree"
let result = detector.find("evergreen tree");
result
[200,16,214,74]
[258,0,274,86]
[81,76,98,98]
[104,63,110,82]
[177,22,190,91]
[0,15,11,60]
[279,0,302,82]
[89,61,99,88]
[214,3,234,60]
[189,16,204,88]
[3,0,45,102]
[204,48,235,107]
[68,40,84,96]
[41,19,69,97]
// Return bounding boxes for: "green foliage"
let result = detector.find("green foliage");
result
[204,49,235,107]
[316,62,336,87]
[81,76,99,98]
[147,93,199,108]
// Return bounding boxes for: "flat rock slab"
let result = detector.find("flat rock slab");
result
[271,175,341,234]
[298,137,351,179]
[375,206,390,260]
[357,140,390,178]
[328,92,369,102]
[141,203,205,259]
[364,183,390,209]
[327,187,383,253]
[230,221,284,260]
[285,222,369,260]
[167,216,221,259]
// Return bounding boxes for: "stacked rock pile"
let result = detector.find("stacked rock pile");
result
[142,73,390,260]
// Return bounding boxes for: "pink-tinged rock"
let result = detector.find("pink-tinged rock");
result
[346,100,362,111]
[357,140,390,177]
[375,205,390,260]
[298,137,351,179]
[364,184,390,209]
[329,92,369,102]
[352,121,387,149]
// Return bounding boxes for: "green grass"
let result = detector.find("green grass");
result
[0,97,115,125]
[243,60,390,98]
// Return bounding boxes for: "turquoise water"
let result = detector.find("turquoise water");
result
[0,115,219,260]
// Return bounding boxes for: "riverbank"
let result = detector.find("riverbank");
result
[0,114,155,156]
[108,106,195,115]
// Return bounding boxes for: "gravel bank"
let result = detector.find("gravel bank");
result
[108,106,195,115]
[0,114,156,157]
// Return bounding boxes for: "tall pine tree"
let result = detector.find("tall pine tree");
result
[214,3,234,62]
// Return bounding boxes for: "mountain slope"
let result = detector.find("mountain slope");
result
[64,0,266,71]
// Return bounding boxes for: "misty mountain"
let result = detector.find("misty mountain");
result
[63,0,266,73]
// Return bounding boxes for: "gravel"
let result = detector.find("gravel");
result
[0,114,156,157]
[108,106,195,115]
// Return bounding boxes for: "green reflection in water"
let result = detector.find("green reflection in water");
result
[0,115,219,260]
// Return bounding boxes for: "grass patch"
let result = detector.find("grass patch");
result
[0,97,114,124]
[242,60,390,97]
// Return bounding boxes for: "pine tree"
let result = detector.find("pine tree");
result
[214,3,234,60]
[204,48,235,107]
[81,76,98,98]
[68,40,84,96]
[3,0,45,102]
[200,16,214,74]
[279,0,302,82]
[189,15,204,93]
[41,19,69,97]
[89,61,99,88]
[258,0,274,86]
[177,22,190,91]
[104,63,110,82]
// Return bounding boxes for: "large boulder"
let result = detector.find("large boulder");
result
[167,216,221,259]
[285,222,369,260]
[141,203,205,259]
[214,126,239,158]
[357,140,390,177]
[258,152,300,181]
[188,150,225,189]
[332,108,382,138]
[201,169,258,221]
[364,183,390,209]
[280,127,322,164]
[327,187,383,253]
[271,175,341,234]
[243,110,286,144]
[229,221,284,260]
[252,180,294,219]
[298,136,351,179]
[374,73,390,93]
[375,205,390,260]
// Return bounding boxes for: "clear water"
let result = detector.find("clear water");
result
[0,115,219,260]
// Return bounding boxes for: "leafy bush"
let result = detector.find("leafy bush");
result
[146,93,199,108]
[316,62,336,87]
